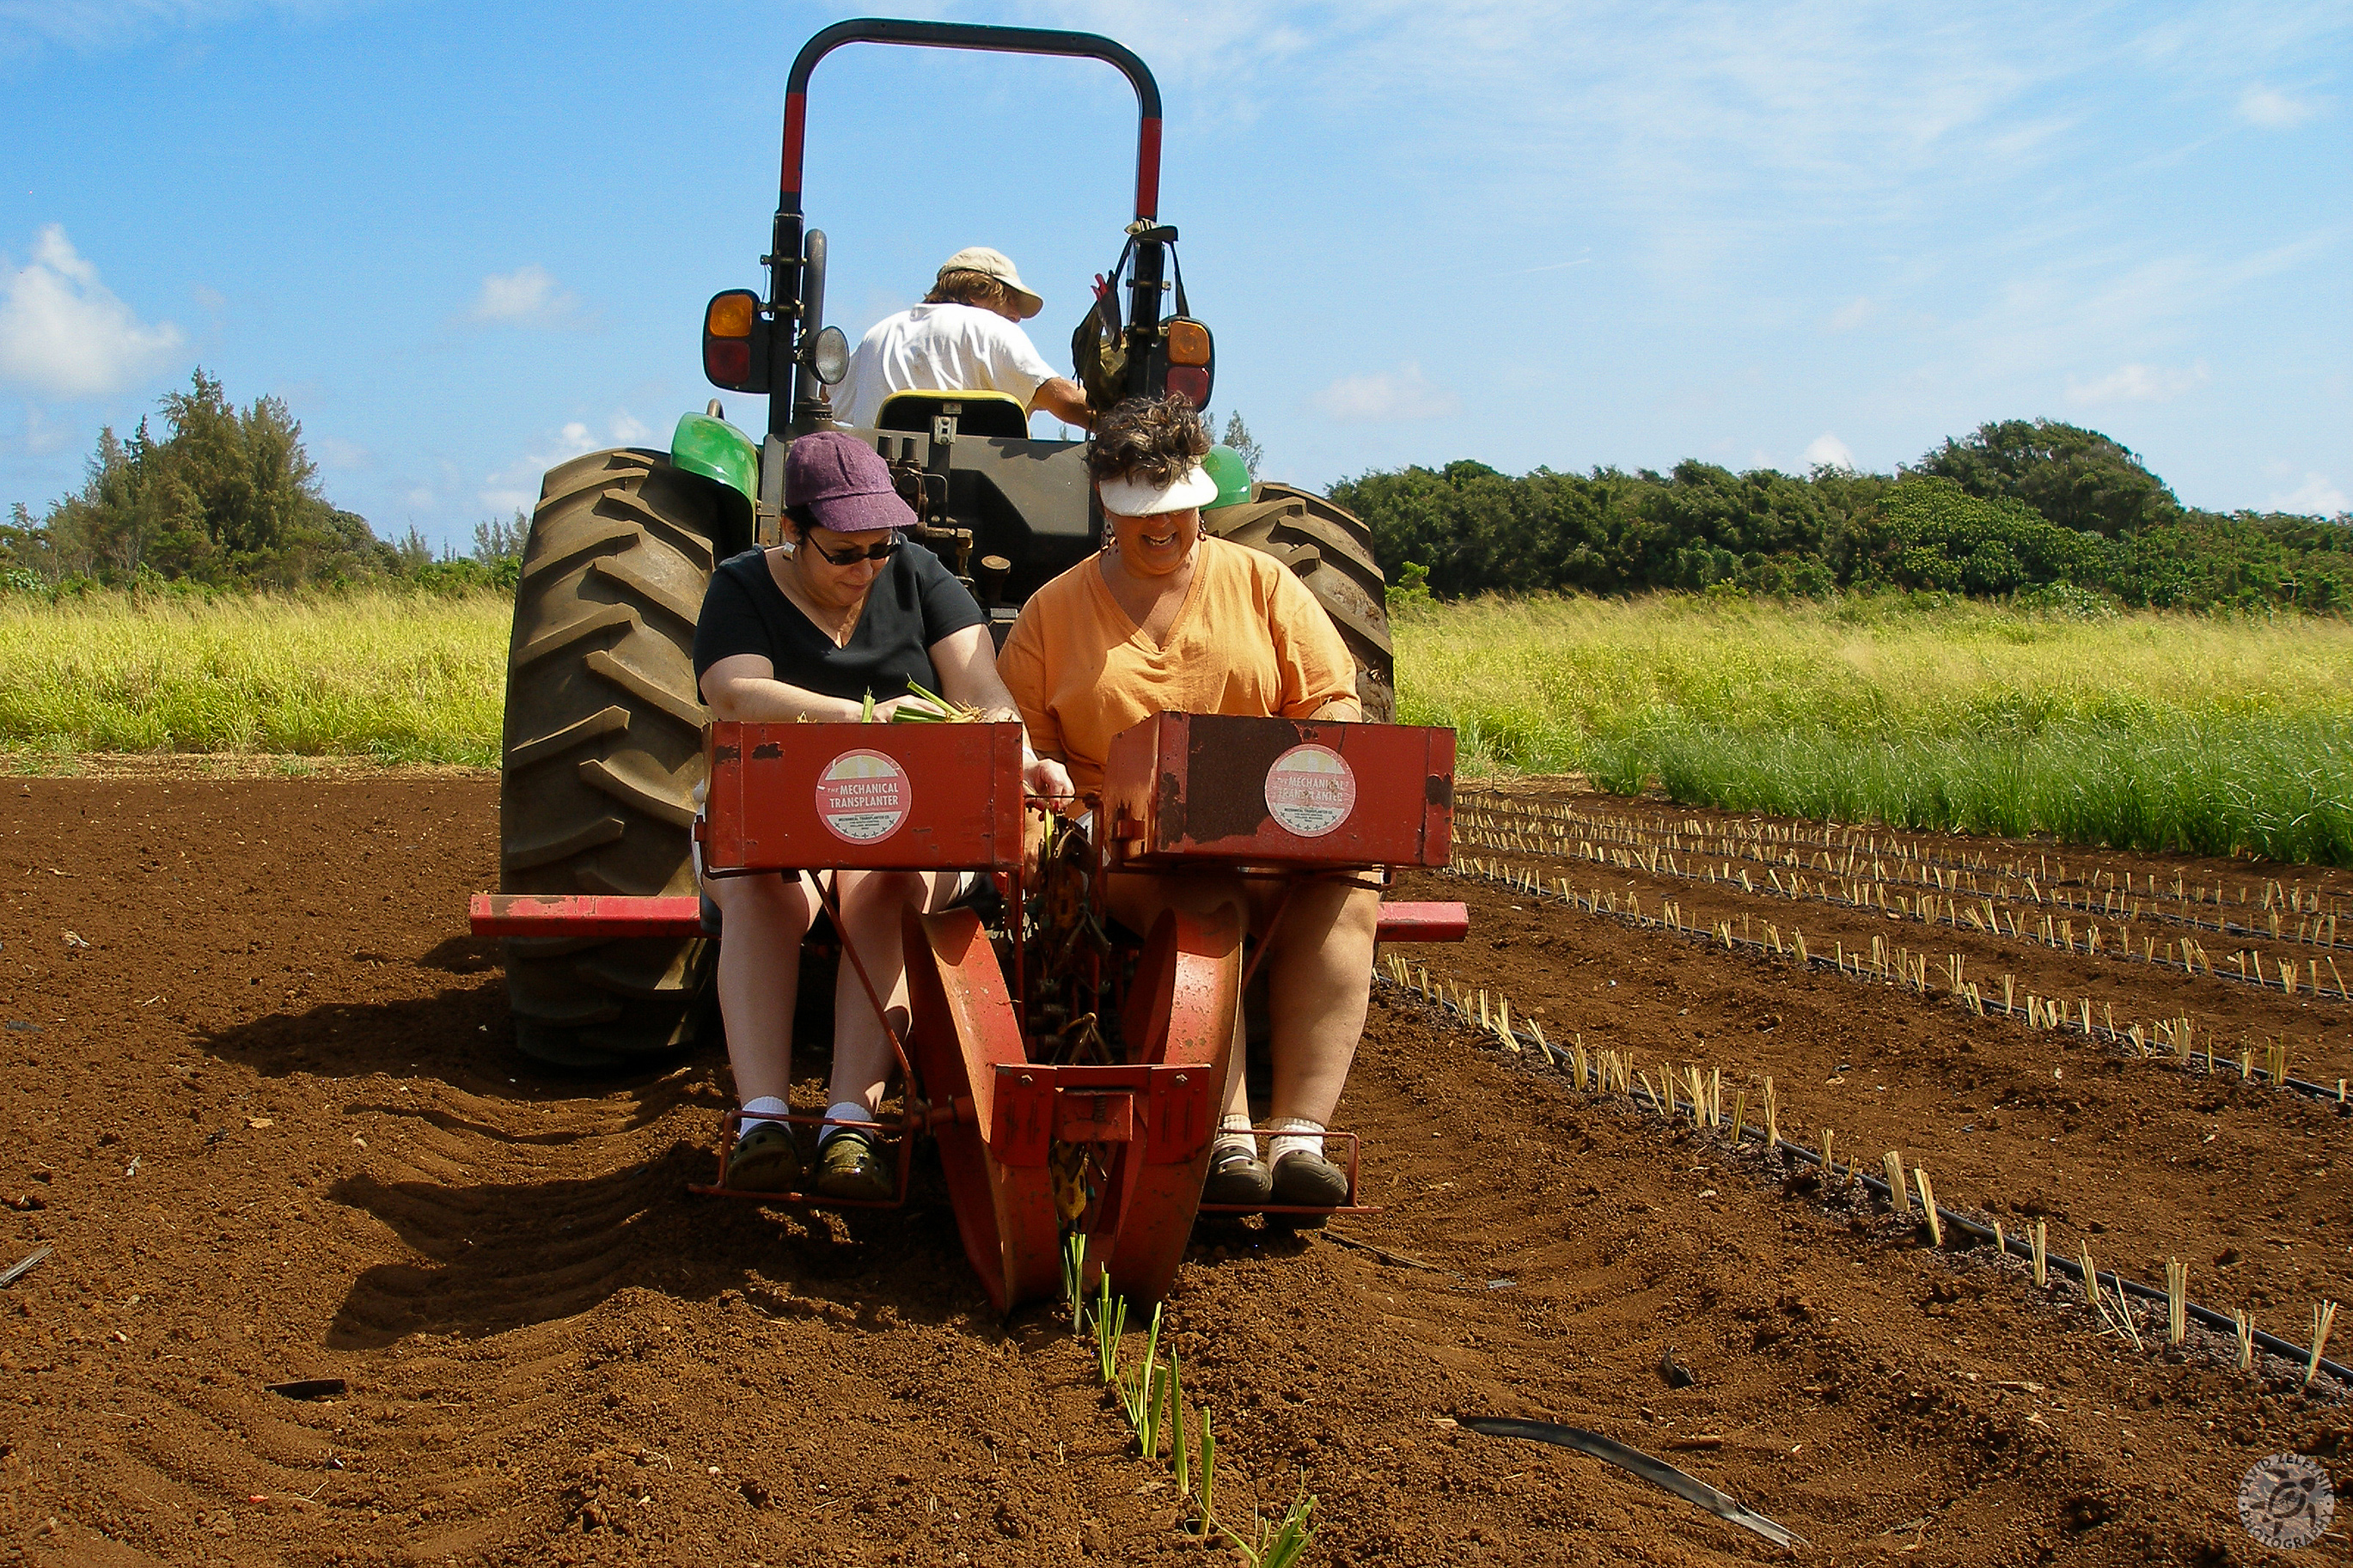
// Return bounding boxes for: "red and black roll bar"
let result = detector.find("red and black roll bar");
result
[768,18,1168,436]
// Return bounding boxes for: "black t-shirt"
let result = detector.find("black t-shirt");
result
[692,544,986,702]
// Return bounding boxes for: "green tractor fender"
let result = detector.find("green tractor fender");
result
[670,409,759,558]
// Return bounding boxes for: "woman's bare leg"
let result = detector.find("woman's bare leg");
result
[705,870,817,1105]
[1256,878,1383,1127]
[825,868,966,1115]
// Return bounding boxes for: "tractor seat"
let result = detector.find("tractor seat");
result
[876,390,1031,439]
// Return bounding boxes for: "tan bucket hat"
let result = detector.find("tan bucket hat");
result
[938,246,1043,320]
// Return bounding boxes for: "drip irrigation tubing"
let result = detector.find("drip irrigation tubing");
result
[1453,824,2352,1003]
[1438,858,2353,1109]
[1458,796,2349,950]
[1373,972,2353,1388]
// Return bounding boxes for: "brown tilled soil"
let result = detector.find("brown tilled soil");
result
[2,776,2347,1565]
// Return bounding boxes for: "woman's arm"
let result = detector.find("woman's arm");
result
[928,624,1076,804]
[701,654,895,723]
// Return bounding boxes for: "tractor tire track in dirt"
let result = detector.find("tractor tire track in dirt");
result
[2,776,2346,1564]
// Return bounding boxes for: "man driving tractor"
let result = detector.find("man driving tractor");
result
[829,246,1096,433]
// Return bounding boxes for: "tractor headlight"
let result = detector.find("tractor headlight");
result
[808,325,850,386]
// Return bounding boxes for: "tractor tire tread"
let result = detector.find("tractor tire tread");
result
[1207,485,1396,721]
[500,448,718,1070]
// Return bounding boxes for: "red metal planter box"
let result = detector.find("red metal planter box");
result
[697,719,1024,874]
[1099,714,1454,869]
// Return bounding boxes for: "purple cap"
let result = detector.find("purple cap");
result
[783,430,916,534]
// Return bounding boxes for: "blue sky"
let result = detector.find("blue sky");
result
[3,0,2346,553]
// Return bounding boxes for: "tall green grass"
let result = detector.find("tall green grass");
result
[9,585,2348,864]
[0,589,507,766]
[1396,593,2353,865]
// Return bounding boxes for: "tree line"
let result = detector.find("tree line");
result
[1335,419,2350,613]
[2,369,521,595]
[8,376,2344,614]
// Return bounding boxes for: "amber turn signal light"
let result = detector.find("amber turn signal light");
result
[1165,320,1211,367]
[706,290,758,339]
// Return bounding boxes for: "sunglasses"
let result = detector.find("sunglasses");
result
[809,531,901,566]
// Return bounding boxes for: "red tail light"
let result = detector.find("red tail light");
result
[1164,365,1209,406]
[706,339,752,385]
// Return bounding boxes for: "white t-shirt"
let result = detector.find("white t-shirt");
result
[830,302,1060,430]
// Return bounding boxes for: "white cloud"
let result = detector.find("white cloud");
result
[1312,362,1458,423]
[1826,296,1879,332]
[2273,473,2347,516]
[0,1,362,58]
[2238,83,2319,127]
[315,434,370,471]
[2065,359,2209,405]
[0,225,185,399]
[1802,432,1855,471]
[480,412,647,512]
[466,265,589,329]
[3,402,72,457]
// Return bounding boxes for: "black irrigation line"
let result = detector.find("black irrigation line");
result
[1437,857,2353,1108]
[1372,971,2353,1389]
[1458,796,2350,951]
[1453,823,2353,1007]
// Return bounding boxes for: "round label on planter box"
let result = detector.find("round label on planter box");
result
[1264,744,1357,839]
[816,749,908,843]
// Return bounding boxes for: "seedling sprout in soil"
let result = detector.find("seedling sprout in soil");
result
[1376,962,2353,1399]
[2309,1303,2338,1389]
[1062,1237,1314,1565]
[1443,851,2349,1108]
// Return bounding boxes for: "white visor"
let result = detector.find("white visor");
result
[1098,464,1220,517]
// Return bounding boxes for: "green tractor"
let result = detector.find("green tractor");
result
[496,19,1395,1069]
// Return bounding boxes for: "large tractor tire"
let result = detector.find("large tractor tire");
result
[1204,481,1396,722]
[499,448,718,1070]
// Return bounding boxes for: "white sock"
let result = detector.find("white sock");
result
[818,1100,871,1149]
[1213,1113,1259,1159]
[740,1095,790,1137]
[1267,1116,1326,1164]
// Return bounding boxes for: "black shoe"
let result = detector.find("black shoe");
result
[724,1121,801,1193]
[1270,1148,1351,1207]
[1202,1139,1273,1205]
[813,1129,895,1201]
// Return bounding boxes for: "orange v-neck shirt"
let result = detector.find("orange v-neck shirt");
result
[998,537,1357,797]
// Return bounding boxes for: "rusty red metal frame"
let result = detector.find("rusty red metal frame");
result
[469,715,1470,1291]
[468,892,1468,945]
[1098,713,1455,869]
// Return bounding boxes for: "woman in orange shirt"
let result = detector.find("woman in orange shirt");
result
[998,397,1380,1207]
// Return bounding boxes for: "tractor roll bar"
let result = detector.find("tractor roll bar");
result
[779,18,1163,220]
[768,18,1166,436]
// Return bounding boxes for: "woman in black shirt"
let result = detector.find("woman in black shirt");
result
[693,430,1068,1199]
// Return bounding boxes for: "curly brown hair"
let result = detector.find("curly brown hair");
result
[1087,395,1210,486]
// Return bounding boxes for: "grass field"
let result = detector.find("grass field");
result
[1396,593,2353,864]
[7,585,2348,863]
[0,588,507,768]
